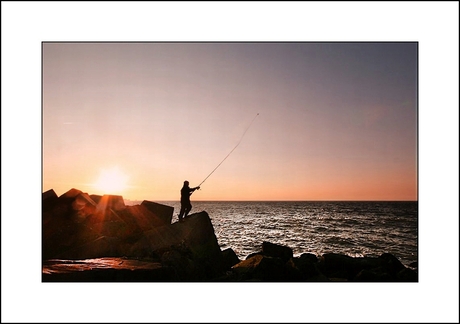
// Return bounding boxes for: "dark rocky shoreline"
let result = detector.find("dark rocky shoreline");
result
[42,188,418,282]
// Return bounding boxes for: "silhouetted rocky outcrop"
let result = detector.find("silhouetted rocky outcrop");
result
[221,243,417,282]
[42,188,418,282]
[42,188,227,281]
[42,188,176,259]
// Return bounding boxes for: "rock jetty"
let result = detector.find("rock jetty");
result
[42,188,418,282]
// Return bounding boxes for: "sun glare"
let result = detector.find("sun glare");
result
[94,167,129,195]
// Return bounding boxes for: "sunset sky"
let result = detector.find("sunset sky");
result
[43,42,417,201]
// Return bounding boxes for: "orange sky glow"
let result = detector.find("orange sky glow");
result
[42,42,418,201]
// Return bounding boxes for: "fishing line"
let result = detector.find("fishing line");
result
[198,113,259,188]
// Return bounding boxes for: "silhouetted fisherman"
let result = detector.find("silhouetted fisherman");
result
[178,180,200,222]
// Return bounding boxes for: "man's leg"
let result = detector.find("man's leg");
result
[178,204,186,221]
[184,202,192,218]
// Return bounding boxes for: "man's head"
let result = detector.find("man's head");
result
[184,180,189,186]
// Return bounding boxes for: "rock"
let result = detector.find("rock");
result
[231,253,301,282]
[317,252,415,282]
[126,211,223,280]
[42,220,101,260]
[89,194,102,204]
[318,253,384,281]
[141,200,174,225]
[86,209,132,238]
[43,188,58,200]
[43,188,97,221]
[72,192,97,221]
[293,253,324,280]
[354,268,393,282]
[284,258,304,281]
[378,253,406,276]
[42,189,58,211]
[53,236,121,259]
[42,189,102,260]
[317,253,357,280]
[231,254,268,281]
[245,251,263,260]
[42,188,417,282]
[60,188,83,199]
[42,192,225,281]
[116,204,169,232]
[172,211,222,262]
[42,188,180,260]
[229,241,303,281]
[298,252,318,263]
[96,195,125,211]
[262,241,293,262]
[221,248,240,270]
[396,267,418,282]
[160,248,206,281]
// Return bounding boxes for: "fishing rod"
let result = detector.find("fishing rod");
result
[197,113,259,188]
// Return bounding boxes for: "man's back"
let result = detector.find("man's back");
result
[181,186,191,202]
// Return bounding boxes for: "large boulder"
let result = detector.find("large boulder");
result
[42,189,101,260]
[222,241,301,281]
[96,195,125,211]
[230,254,301,281]
[262,241,293,262]
[124,211,224,279]
[42,188,177,260]
[114,204,169,234]
[317,252,415,282]
[42,189,58,211]
[42,214,225,281]
[141,200,174,225]
[43,190,225,280]
[221,248,241,270]
[292,253,327,281]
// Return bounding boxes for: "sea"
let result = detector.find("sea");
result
[127,200,418,267]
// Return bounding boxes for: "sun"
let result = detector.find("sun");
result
[94,167,129,195]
